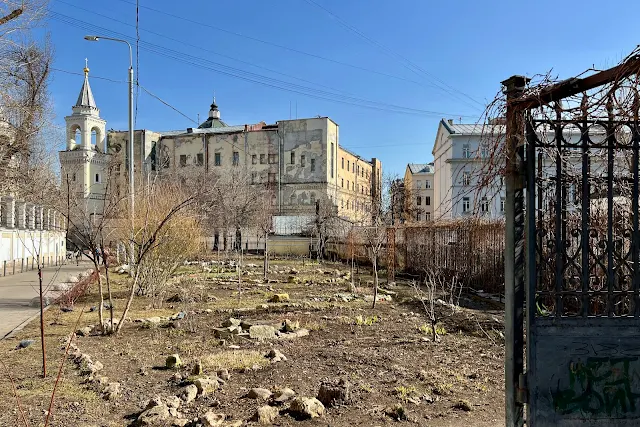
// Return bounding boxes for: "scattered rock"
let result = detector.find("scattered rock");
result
[281,319,299,332]
[16,339,35,349]
[268,293,289,303]
[454,399,472,411]
[172,419,190,427]
[249,325,277,340]
[146,317,162,325]
[247,388,272,400]
[137,403,170,426]
[192,360,203,376]
[317,378,351,407]
[52,282,71,291]
[181,384,198,404]
[30,296,52,308]
[289,397,325,419]
[222,318,241,328]
[254,405,279,425]
[166,354,182,369]
[194,377,219,396]
[102,382,120,400]
[279,329,310,340]
[272,388,295,404]
[81,360,104,376]
[266,349,287,363]
[76,326,92,337]
[217,369,231,381]
[200,411,226,427]
[385,404,407,421]
[166,396,182,409]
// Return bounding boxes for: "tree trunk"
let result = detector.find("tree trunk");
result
[38,262,46,377]
[263,236,269,280]
[372,257,378,309]
[115,270,140,335]
[94,259,105,334]
[103,253,114,332]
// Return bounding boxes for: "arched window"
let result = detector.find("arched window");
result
[74,128,82,146]
[310,192,316,204]
[91,130,97,146]
[290,193,296,205]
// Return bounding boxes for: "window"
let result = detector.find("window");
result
[462,143,471,159]
[95,173,101,183]
[252,154,257,165]
[353,163,355,173]
[341,178,344,188]
[310,158,316,172]
[331,143,334,178]
[347,160,350,170]
[425,180,431,189]
[72,173,76,182]
[480,197,489,213]
[425,212,431,221]
[346,180,349,190]
[196,153,204,166]
[260,154,266,164]
[357,165,359,174]
[462,197,470,213]
[251,172,257,184]
[417,196,422,206]
[115,164,121,173]
[214,153,221,166]
[290,194,296,205]
[233,151,240,166]
[179,154,187,167]
[416,212,421,221]
[301,155,306,167]
[268,154,277,164]
[268,173,276,183]
[501,197,505,212]
[462,171,471,186]
[417,180,422,189]
[310,193,316,204]
[341,157,344,169]
[352,182,355,191]
[481,146,489,158]
[341,199,344,208]
[291,152,295,164]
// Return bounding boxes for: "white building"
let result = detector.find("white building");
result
[432,119,505,220]
[403,163,434,222]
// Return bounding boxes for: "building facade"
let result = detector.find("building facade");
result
[403,163,434,222]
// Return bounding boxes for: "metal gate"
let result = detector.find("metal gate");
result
[504,52,640,426]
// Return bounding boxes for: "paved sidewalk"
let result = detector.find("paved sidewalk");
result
[0,260,94,339]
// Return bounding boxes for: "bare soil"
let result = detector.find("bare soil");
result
[0,257,505,427]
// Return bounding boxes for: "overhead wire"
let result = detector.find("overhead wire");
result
[50,11,480,119]
[303,0,486,111]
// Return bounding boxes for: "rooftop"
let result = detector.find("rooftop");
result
[408,163,434,174]
[441,120,505,136]
[75,69,97,109]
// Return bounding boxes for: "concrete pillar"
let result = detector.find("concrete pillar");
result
[35,206,43,230]
[15,201,26,229]
[26,204,35,229]
[2,196,14,228]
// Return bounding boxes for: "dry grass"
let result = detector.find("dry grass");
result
[202,349,269,371]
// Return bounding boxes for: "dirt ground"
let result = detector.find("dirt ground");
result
[0,256,506,427]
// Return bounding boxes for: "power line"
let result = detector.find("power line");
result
[51,11,479,119]
[95,0,431,88]
[138,85,197,125]
[303,0,486,111]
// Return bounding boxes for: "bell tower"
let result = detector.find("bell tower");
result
[59,61,110,223]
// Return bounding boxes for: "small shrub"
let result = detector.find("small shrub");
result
[393,385,417,401]
[417,323,447,336]
[355,315,379,326]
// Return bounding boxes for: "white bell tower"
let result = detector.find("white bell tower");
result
[59,61,110,223]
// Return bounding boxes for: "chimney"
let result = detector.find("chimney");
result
[447,119,454,125]
[187,128,193,134]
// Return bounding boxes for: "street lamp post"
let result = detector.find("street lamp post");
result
[84,35,135,277]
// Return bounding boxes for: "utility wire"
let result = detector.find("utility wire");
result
[50,11,479,119]
[303,0,485,111]
[135,0,139,126]
[95,0,430,88]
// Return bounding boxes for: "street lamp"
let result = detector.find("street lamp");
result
[84,35,135,276]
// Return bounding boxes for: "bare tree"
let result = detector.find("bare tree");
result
[253,186,275,280]
[413,268,462,342]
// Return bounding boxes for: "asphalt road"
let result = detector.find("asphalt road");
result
[0,260,93,339]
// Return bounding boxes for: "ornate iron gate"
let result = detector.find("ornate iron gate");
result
[504,52,640,426]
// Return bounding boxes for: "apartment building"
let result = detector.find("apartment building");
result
[403,163,434,222]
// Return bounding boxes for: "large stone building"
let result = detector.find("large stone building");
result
[61,69,382,235]
[403,163,434,222]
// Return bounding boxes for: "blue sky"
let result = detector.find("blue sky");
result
[46,0,640,175]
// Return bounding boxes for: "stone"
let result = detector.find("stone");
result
[217,369,230,381]
[279,329,309,340]
[102,382,120,400]
[76,326,92,337]
[268,293,289,303]
[454,399,472,411]
[192,360,203,376]
[144,396,164,411]
[67,274,79,283]
[247,388,272,400]
[272,388,295,404]
[30,296,52,308]
[214,327,237,340]
[221,317,241,328]
[194,377,219,396]
[289,268,299,275]
[146,317,162,325]
[166,396,182,409]
[52,283,71,291]
[200,411,226,427]
[137,404,170,425]
[254,405,279,425]
[317,379,351,407]
[385,404,407,421]
[166,354,182,369]
[281,319,299,333]
[267,349,287,363]
[249,325,277,340]
[289,397,325,419]
[172,419,189,427]
[181,384,198,404]
[81,360,104,376]
[16,339,34,350]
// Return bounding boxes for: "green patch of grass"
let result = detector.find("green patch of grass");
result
[355,315,379,326]
[393,385,418,401]
[202,350,269,371]
[417,323,447,336]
